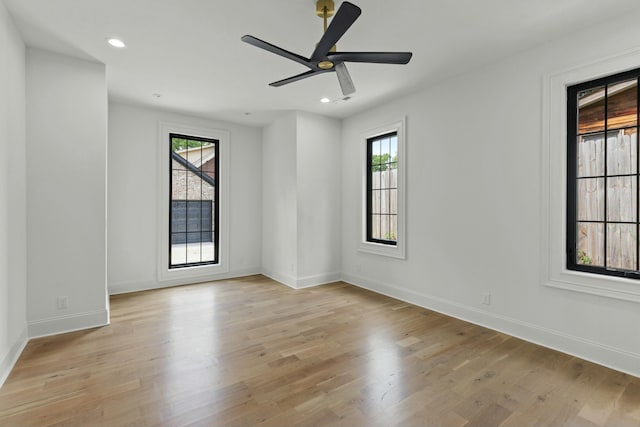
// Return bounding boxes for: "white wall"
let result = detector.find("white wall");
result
[107,102,262,294]
[341,12,640,376]
[262,112,298,285]
[296,112,341,286]
[0,0,27,386]
[26,48,108,337]
[262,112,342,288]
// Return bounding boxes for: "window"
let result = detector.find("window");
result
[567,68,640,279]
[543,50,640,302]
[170,133,219,268]
[367,132,398,245]
[158,122,229,284]
[359,118,406,259]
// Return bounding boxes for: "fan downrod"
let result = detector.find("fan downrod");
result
[316,0,336,68]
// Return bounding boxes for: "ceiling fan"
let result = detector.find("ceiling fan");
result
[241,0,412,96]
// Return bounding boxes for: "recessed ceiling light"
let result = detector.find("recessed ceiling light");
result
[107,38,126,48]
[320,97,330,103]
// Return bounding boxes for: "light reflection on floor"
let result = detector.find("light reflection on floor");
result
[162,287,221,415]
[365,332,402,422]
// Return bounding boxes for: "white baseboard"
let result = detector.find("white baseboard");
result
[0,327,28,388]
[295,272,341,289]
[28,309,110,339]
[108,267,262,295]
[261,268,297,288]
[262,269,341,289]
[341,272,640,378]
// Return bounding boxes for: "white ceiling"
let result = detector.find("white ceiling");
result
[5,0,640,126]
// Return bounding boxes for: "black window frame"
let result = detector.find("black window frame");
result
[169,133,220,269]
[366,131,398,246]
[567,67,640,280]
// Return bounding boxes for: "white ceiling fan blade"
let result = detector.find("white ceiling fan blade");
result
[335,62,355,96]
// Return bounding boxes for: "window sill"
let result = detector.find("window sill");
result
[544,269,640,303]
[358,240,405,259]
[158,262,229,284]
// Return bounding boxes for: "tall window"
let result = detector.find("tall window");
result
[169,133,219,268]
[367,132,398,245]
[567,68,640,279]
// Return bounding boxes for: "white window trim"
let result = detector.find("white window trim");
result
[542,48,640,303]
[359,117,406,259]
[157,121,230,284]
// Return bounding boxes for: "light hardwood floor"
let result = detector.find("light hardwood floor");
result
[1,275,639,426]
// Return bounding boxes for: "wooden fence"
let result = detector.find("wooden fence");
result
[370,169,397,240]
[577,129,637,268]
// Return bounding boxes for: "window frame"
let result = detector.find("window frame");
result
[366,131,399,246]
[359,118,406,259]
[169,133,220,269]
[158,121,230,284]
[566,68,640,280]
[542,49,640,304]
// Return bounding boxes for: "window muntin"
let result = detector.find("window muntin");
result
[366,132,398,245]
[567,68,640,279]
[169,133,219,268]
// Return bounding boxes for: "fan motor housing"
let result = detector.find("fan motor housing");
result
[318,60,334,69]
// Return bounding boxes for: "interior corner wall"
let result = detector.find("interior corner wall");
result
[295,112,341,287]
[107,102,263,294]
[26,48,109,338]
[0,0,27,386]
[261,111,342,288]
[340,12,640,376]
[261,112,298,286]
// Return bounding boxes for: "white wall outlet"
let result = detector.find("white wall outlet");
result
[482,293,491,306]
[57,296,69,310]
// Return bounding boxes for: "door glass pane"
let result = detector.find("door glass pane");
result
[170,134,218,268]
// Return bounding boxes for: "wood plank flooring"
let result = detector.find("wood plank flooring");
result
[1,275,639,426]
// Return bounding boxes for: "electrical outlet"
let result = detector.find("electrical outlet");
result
[482,293,491,306]
[57,296,69,310]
